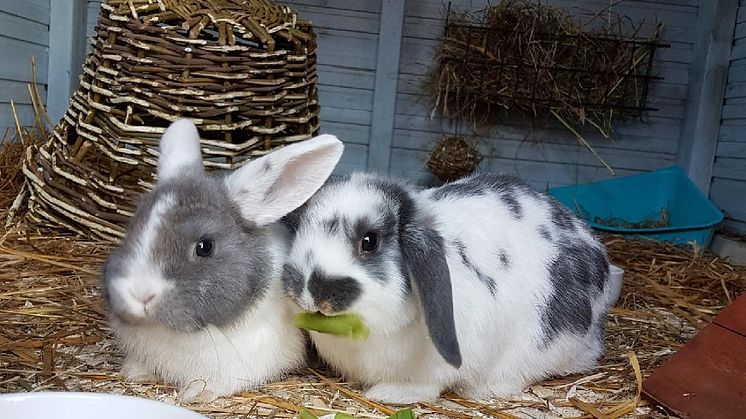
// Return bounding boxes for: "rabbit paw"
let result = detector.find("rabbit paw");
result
[364,382,441,404]
[120,358,158,383]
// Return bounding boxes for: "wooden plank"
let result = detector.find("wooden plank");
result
[367,0,405,173]
[317,65,376,90]
[392,131,675,171]
[0,11,50,46]
[85,0,101,51]
[723,217,746,234]
[0,80,46,106]
[721,102,746,119]
[318,85,374,112]
[725,80,746,99]
[406,0,698,28]
[714,293,746,335]
[0,0,50,25]
[393,124,680,155]
[316,30,378,70]
[320,121,370,145]
[712,156,746,181]
[0,37,49,84]
[286,0,381,14]
[393,113,683,142]
[319,107,371,126]
[290,4,380,34]
[0,103,34,133]
[643,296,746,419]
[677,0,739,195]
[388,147,645,188]
[332,143,368,176]
[716,141,746,157]
[719,124,746,141]
[47,0,88,124]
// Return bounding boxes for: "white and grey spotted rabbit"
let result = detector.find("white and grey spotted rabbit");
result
[101,119,344,401]
[281,172,621,404]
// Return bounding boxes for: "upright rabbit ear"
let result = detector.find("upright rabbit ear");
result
[401,213,462,369]
[157,118,204,183]
[225,134,344,226]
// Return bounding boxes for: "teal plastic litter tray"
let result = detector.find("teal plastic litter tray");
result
[547,166,724,247]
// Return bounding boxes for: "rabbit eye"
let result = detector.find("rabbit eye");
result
[360,231,378,254]
[195,238,213,257]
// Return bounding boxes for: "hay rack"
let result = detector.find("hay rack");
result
[428,0,669,142]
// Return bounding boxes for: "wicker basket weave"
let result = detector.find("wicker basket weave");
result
[21,0,319,242]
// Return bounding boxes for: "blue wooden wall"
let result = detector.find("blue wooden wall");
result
[0,0,49,134]
[711,0,746,233]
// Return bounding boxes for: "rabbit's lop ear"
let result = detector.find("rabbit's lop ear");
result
[401,216,462,369]
[157,118,204,183]
[226,134,344,226]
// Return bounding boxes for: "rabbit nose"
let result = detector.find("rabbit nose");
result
[130,290,157,306]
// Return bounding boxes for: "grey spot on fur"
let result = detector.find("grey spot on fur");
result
[323,215,342,235]
[281,263,304,299]
[538,225,552,241]
[102,174,272,332]
[499,251,511,270]
[430,181,484,201]
[280,203,307,241]
[430,173,536,219]
[308,269,361,312]
[549,199,576,231]
[541,240,610,344]
[454,240,497,295]
[499,193,523,219]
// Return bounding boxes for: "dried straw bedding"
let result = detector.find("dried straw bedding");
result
[0,141,744,418]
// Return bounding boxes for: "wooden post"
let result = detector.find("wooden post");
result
[367,0,406,174]
[47,0,88,125]
[677,0,739,195]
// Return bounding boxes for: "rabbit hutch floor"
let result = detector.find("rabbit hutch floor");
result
[0,140,744,419]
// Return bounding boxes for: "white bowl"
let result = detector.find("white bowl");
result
[0,392,206,419]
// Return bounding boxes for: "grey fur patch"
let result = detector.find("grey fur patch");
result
[549,199,576,231]
[538,225,553,241]
[102,174,272,332]
[430,181,484,201]
[365,175,461,367]
[430,173,535,219]
[323,215,342,235]
[540,240,610,343]
[499,251,511,270]
[454,240,497,295]
[307,269,361,312]
[281,263,304,300]
[499,193,523,219]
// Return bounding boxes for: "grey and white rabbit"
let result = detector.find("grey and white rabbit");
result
[101,119,344,401]
[281,172,621,404]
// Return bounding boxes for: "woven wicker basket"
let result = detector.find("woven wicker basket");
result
[21,0,319,242]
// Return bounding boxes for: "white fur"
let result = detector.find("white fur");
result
[114,233,305,401]
[226,134,344,226]
[111,194,176,322]
[109,120,344,401]
[157,118,203,182]
[287,173,615,403]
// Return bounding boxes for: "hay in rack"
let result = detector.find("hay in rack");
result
[426,0,666,173]
[17,0,319,242]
